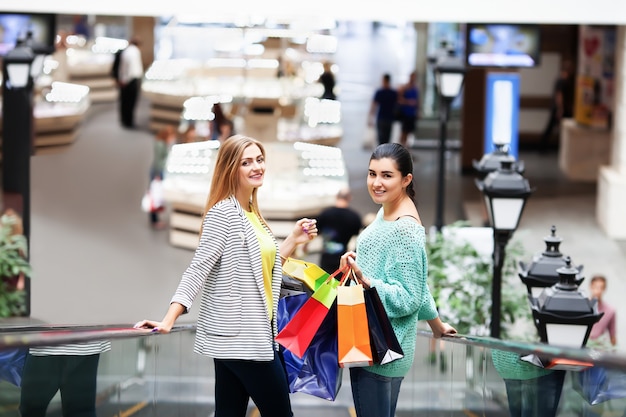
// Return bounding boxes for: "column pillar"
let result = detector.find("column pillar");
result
[597,25,626,238]
[132,16,155,70]
[413,22,429,116]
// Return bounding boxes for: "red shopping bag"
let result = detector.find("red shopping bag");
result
[337,271,373,368]
[276,265,349,358]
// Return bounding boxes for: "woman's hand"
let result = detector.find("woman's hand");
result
[133,319,172,334]
[427,318,457,339]
[340,252,371,288]
[293,218,317,244]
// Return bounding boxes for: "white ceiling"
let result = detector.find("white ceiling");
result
[3,0,626,25]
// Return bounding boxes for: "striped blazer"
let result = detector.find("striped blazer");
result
[171,196,282,361]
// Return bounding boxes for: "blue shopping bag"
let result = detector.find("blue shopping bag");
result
[0,347,28,387]
[574,365,626,405]
[277,293,342,401]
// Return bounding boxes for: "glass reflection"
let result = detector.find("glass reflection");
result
[3,328,626,416]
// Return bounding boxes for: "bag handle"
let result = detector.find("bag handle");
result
[339,268,362,287]
[327,264,351,285]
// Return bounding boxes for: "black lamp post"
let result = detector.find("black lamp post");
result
[2,39,36,316]
[472,143,525,178]
[475,158,533,338]
[531,257,603,348]
[433,54,465,232]
[518,225,584,298]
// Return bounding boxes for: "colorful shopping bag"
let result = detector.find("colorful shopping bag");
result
[278,293,342,401]
[276,265,349,358]
[337,271,373,368]
[282,257,330,291]
[0,347,28,387]
[364,286,404,365]
[574,366,626,405]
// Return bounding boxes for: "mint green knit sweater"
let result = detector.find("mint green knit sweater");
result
[356,209,438,377]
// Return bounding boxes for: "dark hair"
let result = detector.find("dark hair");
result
[383,73,391,83]
[370,143,415,201]
[591,275,607,287]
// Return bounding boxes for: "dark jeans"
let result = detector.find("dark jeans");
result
[213,351,293,417]
[504,370,566,417]
[19,354,100,417]
[350,367,403,417]
[399,114,417,134]
[376,119,394,144]
[119,78,140,127]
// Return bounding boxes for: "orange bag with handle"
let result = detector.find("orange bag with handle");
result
[337,270,373,368]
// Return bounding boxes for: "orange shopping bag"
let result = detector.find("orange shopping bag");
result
[337,270,373,368]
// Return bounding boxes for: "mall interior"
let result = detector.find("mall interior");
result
[2,3,626,417]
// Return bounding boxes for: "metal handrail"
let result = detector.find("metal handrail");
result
[0,322,197,349]
[3,323,626,372]
[419,331,626,371]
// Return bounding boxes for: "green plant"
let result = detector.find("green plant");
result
[0,213,31,318]
[426,221,534,340]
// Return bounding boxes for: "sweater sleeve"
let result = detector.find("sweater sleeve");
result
[368,223,438,321]
[170,204,230,312]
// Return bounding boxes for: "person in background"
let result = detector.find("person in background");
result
[72,15,90,38]
[217,118,235,143]
[316,187,362,273]
[396,71,420,148]
[135,135,317,417]
[118,36,144,129]
[539,60,574,151]
[340,143,456,417]
[318,61,337,100]
[180,125,198,143]
[211,102,235,142]
[148,125,176,229]
[369,73,398,145]
[588,274,617,348]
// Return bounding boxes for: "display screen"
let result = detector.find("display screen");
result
[0,12,57,56]
[466,24,541,68]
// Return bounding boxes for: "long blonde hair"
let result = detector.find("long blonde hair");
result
[202,135,269,231]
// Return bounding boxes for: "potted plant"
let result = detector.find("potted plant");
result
[0,210,31,318]
[426,221,533,340]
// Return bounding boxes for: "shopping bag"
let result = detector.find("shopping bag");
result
[141,178,165,213]
[0,347,28,387]
[337,271,373,368]
[278,293,342,401]
[574,366,626,405]
[276,265,349,358]
[364,286,404,365]
[280,273,313,298]
[282,257,330,291]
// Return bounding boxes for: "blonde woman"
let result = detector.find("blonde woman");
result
[135,135,317,417]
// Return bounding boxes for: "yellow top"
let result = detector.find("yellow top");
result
[244,210,276,318]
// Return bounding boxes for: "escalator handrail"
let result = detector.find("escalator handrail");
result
[421,330,626,371]
[0,322,197,349]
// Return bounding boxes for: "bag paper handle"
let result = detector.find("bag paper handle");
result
[327,264,351,285]
[339,268,362,287]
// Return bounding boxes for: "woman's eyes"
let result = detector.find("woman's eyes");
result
[242,158,264,166]
[368,172,392,178]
